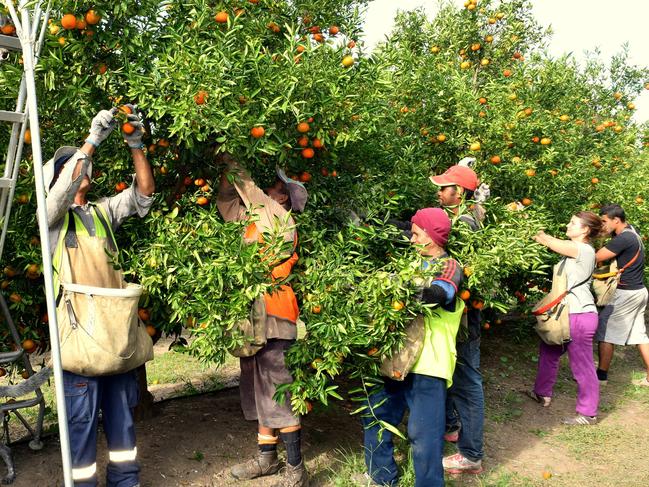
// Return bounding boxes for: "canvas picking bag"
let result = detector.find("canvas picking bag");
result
[55,208,153,376]
[532,259,589,346]
[379,315,426,381]
[592,231,642,307]
[229,296,268,357]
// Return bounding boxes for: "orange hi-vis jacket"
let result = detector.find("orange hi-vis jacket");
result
[244,222,299,323]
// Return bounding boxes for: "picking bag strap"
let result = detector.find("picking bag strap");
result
[64,210,78,248]
[533,273,591,316]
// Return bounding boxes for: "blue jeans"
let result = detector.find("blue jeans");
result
[64,370,140,487]
[445,308,484,461]
[362,374,447,487]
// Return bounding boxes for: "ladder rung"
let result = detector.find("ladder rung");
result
[0,34,21,51]
[0,178,15,189]
[0,110,25,123]
[0,350,23,364]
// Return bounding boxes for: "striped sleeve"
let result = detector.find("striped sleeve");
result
[433,258,462,292]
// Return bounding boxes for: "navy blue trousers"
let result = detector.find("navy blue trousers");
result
[362,373,447,487]
[64,370,140,487]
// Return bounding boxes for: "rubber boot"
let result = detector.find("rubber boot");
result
[230,450,280,480]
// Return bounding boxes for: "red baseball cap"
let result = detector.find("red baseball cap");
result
[430,165,479,191]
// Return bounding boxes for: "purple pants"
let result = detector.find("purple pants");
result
[534,312,600,417]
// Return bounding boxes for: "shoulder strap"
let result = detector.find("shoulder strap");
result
[91,204,118,252]
[618,228,643,274]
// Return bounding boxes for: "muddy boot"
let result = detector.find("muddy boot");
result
[272,460,309,487]
[230,450,280,480]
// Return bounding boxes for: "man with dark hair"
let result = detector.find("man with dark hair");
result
[429,160,486,475]
[595,204,649,386]
[217,157,309,487]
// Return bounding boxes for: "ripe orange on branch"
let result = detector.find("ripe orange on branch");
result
[85,10,101,25]
[297,122,310,133]
[250,126,265,138]
[215,11,229,23]
[61,14,77,30]
[301,148,315,159]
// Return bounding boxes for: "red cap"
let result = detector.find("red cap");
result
[430,165,479,191]
[411,208,451,247]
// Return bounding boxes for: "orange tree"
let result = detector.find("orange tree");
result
[0,0,648,412]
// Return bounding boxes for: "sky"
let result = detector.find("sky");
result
[361,0,649,123]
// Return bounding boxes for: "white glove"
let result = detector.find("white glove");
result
[474,183,490,203]
[458,157,476,167]
[85,108,117,147]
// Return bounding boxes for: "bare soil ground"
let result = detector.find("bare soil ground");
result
[4,325,649,487]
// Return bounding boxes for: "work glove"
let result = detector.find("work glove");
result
[85,108,117,147]
[474,183,490,203]
[121,104,145,149]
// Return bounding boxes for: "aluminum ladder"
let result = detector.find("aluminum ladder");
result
[0,1,73,485]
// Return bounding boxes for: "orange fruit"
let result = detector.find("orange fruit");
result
[367,347,379,356]
[115,181,128,192]
[296,45,306,53]
[267,22,280,33]
[301,148,315,159]
[392,300,404,311]
[471,299,484,310]
[250,126,265,138]
[591,177,599,184]
[196,196,209,206]
[306,401,313,413]
[312,138,324,149]
[138,308,151,321]
[313,33,324,43]
[542,471,552,480]
[61,14,77,30]
[522,197,532,206]
[347,40,356,48]
[320,168,329,177]
[4,266,17,278]
[98,63,108,75]
[85,10,101,25]
[122,122,136,135]
[194,90,208,105]
[183,176,193,186]
[311,305,321,314]
[540,137,551,145]
[21,370,30,380]
[330,170,338,177]
[0,368,5,378]
[297,136,309,147]
[479,97,487,104]
[437,134,446,142]
[525,169,536,177]
[459,290,471,301]
[201,184,210,193]
[194,178,206,187]
[214,11,229,23]
[503,69,512,77]
[75,18,87,30]
[469,142,481,151]
[1,24,15,35]
[342,55,354,68]
[299,172,312,183]
[297,122,310,133]
[9,293,22,304]
[483,322,491,330]
[329,25,339,35]
[146,325,156,337]
[490,155,501,164]
[22,339,36,353]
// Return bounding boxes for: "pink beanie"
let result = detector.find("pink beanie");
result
[411,208,451,247]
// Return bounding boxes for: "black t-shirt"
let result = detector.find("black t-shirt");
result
[605,228,645,290]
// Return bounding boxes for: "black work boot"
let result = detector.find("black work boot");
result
[230,450,280,480]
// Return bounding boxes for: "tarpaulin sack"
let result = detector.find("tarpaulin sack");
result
[229,296,268,357]
[532,259,589,346]
[379,315,426,381]
[58,282,153,376]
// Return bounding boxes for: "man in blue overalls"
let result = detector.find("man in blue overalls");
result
[44,106,154,487]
